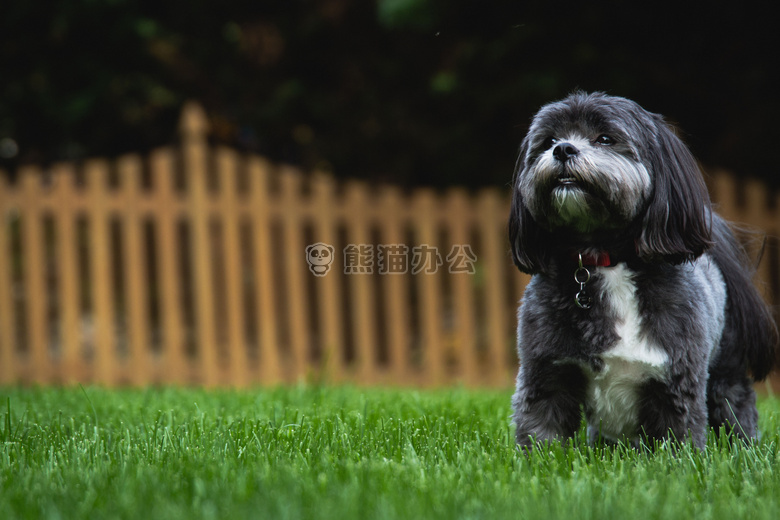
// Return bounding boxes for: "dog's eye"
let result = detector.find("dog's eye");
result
[542,136,558,149]
[595,134,615,145]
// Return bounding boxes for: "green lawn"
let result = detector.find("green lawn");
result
[1,385,779,520]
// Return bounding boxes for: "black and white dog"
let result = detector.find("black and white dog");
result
[509,91,778,449]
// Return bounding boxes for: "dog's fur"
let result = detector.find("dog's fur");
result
[509,92,778,449]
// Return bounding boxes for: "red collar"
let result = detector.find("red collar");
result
[573,251,612,267]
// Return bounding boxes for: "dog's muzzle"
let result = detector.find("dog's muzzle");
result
[553,142,581,186]
[553,142,579,162]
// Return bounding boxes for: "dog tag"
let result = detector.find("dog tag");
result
[575,289,593,309]
[574,255,592,309]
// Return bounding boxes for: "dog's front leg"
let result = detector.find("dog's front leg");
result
[512,360,587,448]
[637,375,709,449]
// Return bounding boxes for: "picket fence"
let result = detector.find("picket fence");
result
[0,102,777,389]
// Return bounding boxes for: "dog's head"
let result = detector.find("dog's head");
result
[509,91,712,274]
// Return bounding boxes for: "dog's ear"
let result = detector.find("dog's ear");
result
[509,191,549,274]
[635,119,713,263]
[508,142,552,274]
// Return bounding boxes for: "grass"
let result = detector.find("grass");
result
[1,385,779,520]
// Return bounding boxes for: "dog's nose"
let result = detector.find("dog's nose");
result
[553,142,579,162]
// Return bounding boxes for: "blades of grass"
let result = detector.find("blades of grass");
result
[78,383,99,429]
[3,397,11,442]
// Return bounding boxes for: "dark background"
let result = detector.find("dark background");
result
[1,0,778,189]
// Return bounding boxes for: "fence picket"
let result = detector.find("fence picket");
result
[86,159,117,385]
[311,172,345,383]
[247,157,281,384]
[280,166,310,381]
[344,181,378,384]
[20,166,48,383]
[182,102,219,387]
[217,146,249,387]
[744,179,774,303]
[119,154,150,385]
[378,186,411,384]
[445,188,478,385]
[51,163,82,382]
[151,147,187,384]
[0,173,16,384]
[412,189,444,385]
[478,189,510,385]
[713,171,738,220]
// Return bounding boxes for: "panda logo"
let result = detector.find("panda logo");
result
[306,243,335,276]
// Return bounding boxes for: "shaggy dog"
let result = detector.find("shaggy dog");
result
[509,92,778,449]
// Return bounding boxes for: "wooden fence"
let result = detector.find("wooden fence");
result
[0,102,777,389]
[0,102,530,388]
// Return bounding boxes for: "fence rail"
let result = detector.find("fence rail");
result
[0,102,777,389]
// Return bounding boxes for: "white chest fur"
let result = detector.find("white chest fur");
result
[584,264,669,441]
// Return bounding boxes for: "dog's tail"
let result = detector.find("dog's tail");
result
[709,214,779,381]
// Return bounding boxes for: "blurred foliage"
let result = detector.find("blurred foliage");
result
[1,0,778,188]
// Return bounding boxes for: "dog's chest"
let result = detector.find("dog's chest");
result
[583,264,668,440]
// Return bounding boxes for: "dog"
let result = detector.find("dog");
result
[508,91,778,449]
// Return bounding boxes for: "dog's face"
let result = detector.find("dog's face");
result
[518,96,653,233]
[509,92,712,273]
